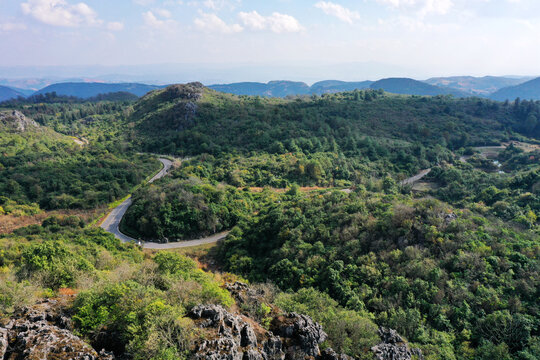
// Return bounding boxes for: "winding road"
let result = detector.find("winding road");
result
[100,158,229,249]
[101,158,430,249]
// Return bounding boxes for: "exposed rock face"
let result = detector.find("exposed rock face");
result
[190,304,341,360]
[272,313,327,357]
[157,82,204,103]
[319,348,354,360]
[0,299,113,360]
[0,328,8,359]
[371,327,423,360]
[444,213,458,225]
[0,110,38,131]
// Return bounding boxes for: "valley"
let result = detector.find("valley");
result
[0,84,539,360]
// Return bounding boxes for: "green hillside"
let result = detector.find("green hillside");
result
[0,84,539,360]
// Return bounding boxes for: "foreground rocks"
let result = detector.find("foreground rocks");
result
[189,304,348,360]
[371,327,423,360]
[0,299,113,360]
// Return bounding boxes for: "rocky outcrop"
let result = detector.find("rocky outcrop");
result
[157,82,204,103]
[189,304,346,360]
[272,312,327,357]
[0,328,7,359]
[0,299,113,360]
[319,348,354,360]
[0,110,38,131]
[371,327,423,360]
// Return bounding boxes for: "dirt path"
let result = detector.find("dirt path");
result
[400,169,431,186]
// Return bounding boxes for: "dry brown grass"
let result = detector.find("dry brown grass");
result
[0,208,103,234]
[246,186,329,193]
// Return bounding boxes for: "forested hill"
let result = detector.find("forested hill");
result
[370,77,468,97]
[208,78,463,97]
[132,83,540,157]
[1,81,540,360]
[209,80,311,97]
[426,76,530,96]
[0,85,25,102]
[491,77,540,101]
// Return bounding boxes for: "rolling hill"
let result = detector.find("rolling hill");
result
[0,85,25,102]
[209,80,310,97]
[33,82,163,99]
[490,76,540,101]
[310,80,373,94]
[370,77,468,97]
[425,76,530,96]
[210,78,467,97]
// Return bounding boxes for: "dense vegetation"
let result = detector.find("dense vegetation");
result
[1,84,540,359]
[0,217,233,359]
[0,103,160,213]
[217,190,539,359]
[133,84,540,157]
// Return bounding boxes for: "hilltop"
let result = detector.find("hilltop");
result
[370,77,468,97]
[132,82,536,158]
[490,76,540,101]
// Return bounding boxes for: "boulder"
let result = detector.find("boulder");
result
[273,312,327,357]
[0,328,8,358]
[319,348,354,360]
[2,299,113,359]
[189,302,352,360]
[371,327,423,360]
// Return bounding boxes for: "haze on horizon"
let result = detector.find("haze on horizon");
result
[1,0,540,82]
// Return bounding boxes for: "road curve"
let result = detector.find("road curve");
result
[100,158,229,249]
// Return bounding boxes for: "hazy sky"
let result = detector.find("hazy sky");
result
[1,0,540,80]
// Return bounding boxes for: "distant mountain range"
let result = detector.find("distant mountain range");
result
[34,82,163,99]
[0,85,26,102]
[490,77,540,101]
[210,78,469,97]
[209,81,311,98]
[1,76,540,103]
[425,76,532,96]
[370,78,468,97]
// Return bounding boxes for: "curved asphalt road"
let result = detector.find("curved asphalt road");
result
[100,158,229,249]
[101,159,428,249]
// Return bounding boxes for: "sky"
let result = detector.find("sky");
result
[1,0,540,82]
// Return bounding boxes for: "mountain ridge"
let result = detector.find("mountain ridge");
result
[34,82,164,99]
[0,85,25,102]
[490,76,540,101]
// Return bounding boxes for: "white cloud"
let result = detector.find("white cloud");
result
[21,0,102,27]
[315,2,360,24]
[376,0,453,17]
[194,12,243,33]
[238,11,304,33]
[107,21,124,31]
[143,10,177,30]
[134,0,156,5]
[153,8,172,18]
[187,0,240,10]
[0,22,27,31]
